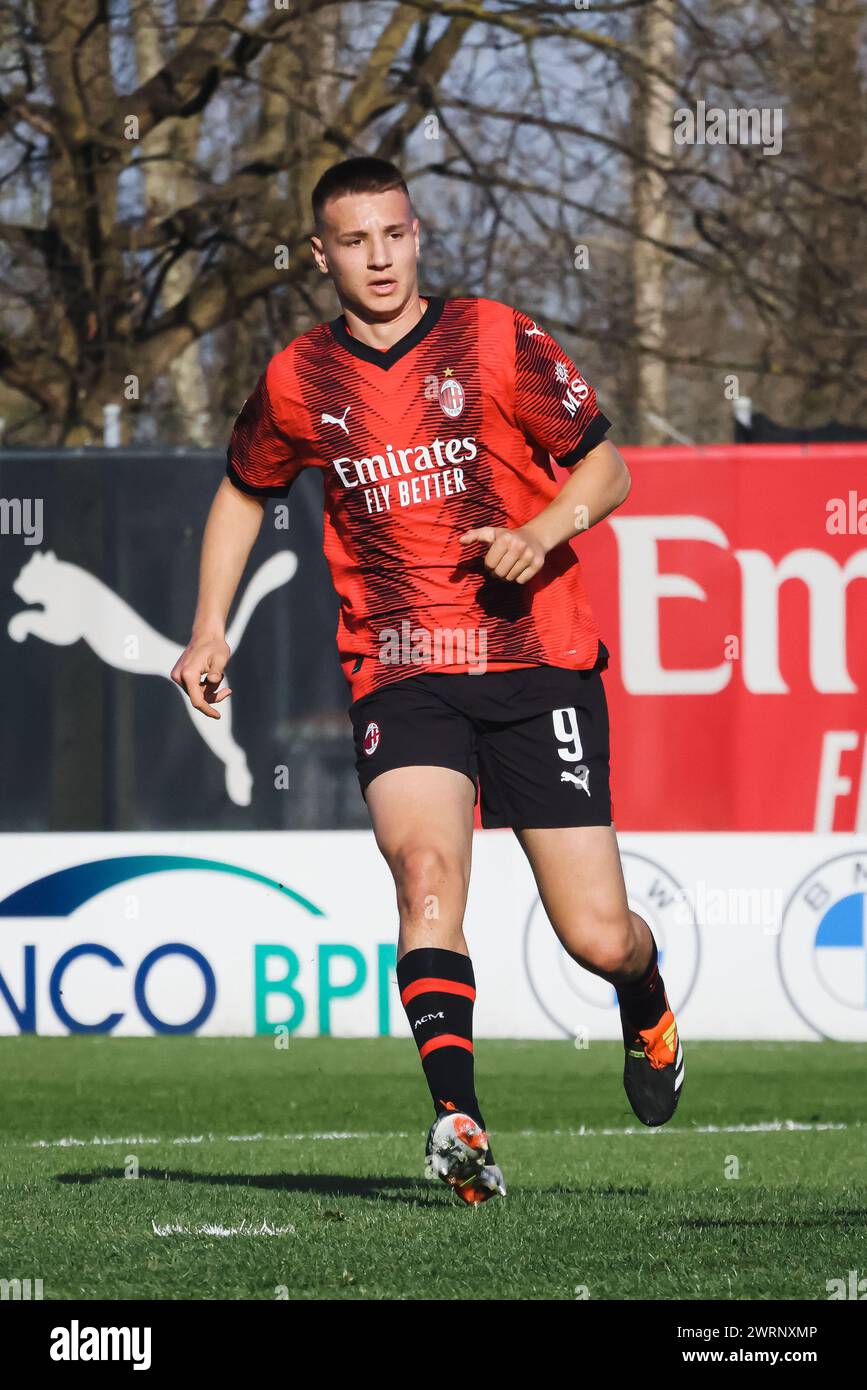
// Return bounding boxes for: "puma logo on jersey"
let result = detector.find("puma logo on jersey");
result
[321,405,350,434]
[525,320,545,337]
[560,767,591,795]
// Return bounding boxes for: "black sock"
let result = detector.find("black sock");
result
[397,946,493,1163]
[615,935,668,1043]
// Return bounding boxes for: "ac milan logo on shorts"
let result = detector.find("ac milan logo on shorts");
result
[439,375,465,419]
[363,720,381,756]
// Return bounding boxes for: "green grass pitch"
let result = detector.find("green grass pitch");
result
[0,1037,864,1301]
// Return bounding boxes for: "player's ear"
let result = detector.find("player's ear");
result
[309,233,328,274]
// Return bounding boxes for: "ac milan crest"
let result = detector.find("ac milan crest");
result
[439,374,465,419]
[363,720,381,756]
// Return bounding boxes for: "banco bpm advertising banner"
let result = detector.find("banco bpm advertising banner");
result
[1,831,866,1041]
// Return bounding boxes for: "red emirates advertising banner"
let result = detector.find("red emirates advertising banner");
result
[570,444,867,832]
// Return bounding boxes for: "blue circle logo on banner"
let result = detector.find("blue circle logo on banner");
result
[779,851,867,1040]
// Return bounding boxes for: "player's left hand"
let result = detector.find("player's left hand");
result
[458,524,547,584]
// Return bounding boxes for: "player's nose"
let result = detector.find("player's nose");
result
[367,235,392,268]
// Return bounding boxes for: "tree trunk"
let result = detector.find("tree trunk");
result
[132,0,211,444]
[630,0,675,445]
[789,0,866,424]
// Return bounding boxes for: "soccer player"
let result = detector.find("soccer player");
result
[171,156,684,1205]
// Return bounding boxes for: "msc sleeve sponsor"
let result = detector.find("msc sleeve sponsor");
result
[512,308,611,467]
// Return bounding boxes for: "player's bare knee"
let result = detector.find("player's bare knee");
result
[563,908,636,977]
[595,933,642,978]
[391,843,467,922]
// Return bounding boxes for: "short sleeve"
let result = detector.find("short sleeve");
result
[226,362,303,498]
[512,309,611,467]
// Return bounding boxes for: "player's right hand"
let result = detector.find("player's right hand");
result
[170,636,232,720]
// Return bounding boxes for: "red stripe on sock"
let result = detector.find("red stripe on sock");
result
[400,977,476,1006]
[419,1033,473,1060]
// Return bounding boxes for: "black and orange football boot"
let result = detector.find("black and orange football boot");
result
[622,995,684,1127]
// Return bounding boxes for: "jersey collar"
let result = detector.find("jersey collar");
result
[328,295,444,370]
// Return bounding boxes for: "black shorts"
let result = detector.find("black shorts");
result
[349,647,612,830]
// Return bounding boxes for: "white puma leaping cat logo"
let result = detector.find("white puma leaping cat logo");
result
[8,550,297,807]
[560,766,590,795]
[321,405,350,434]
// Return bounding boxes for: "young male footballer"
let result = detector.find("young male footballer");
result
[172,157,684,1206]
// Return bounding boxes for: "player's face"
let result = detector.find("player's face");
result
[311,189,421,318]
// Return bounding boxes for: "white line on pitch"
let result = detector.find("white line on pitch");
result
[20,1119,854,1149]
[24,1130,407,1148]
[152,1220,296,1237]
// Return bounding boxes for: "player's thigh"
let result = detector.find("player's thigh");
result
[366,765,475,886]
[350,676,478,888]
[350,676,478,939]
[517,823,634,974]
[365,767,476,945]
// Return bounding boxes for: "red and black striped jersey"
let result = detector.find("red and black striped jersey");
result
[227,295,610,699]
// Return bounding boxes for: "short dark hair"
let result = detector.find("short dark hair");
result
[311,157,410,227]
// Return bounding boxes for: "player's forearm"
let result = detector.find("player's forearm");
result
[524,440,631,553]
[191,477,266,639]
